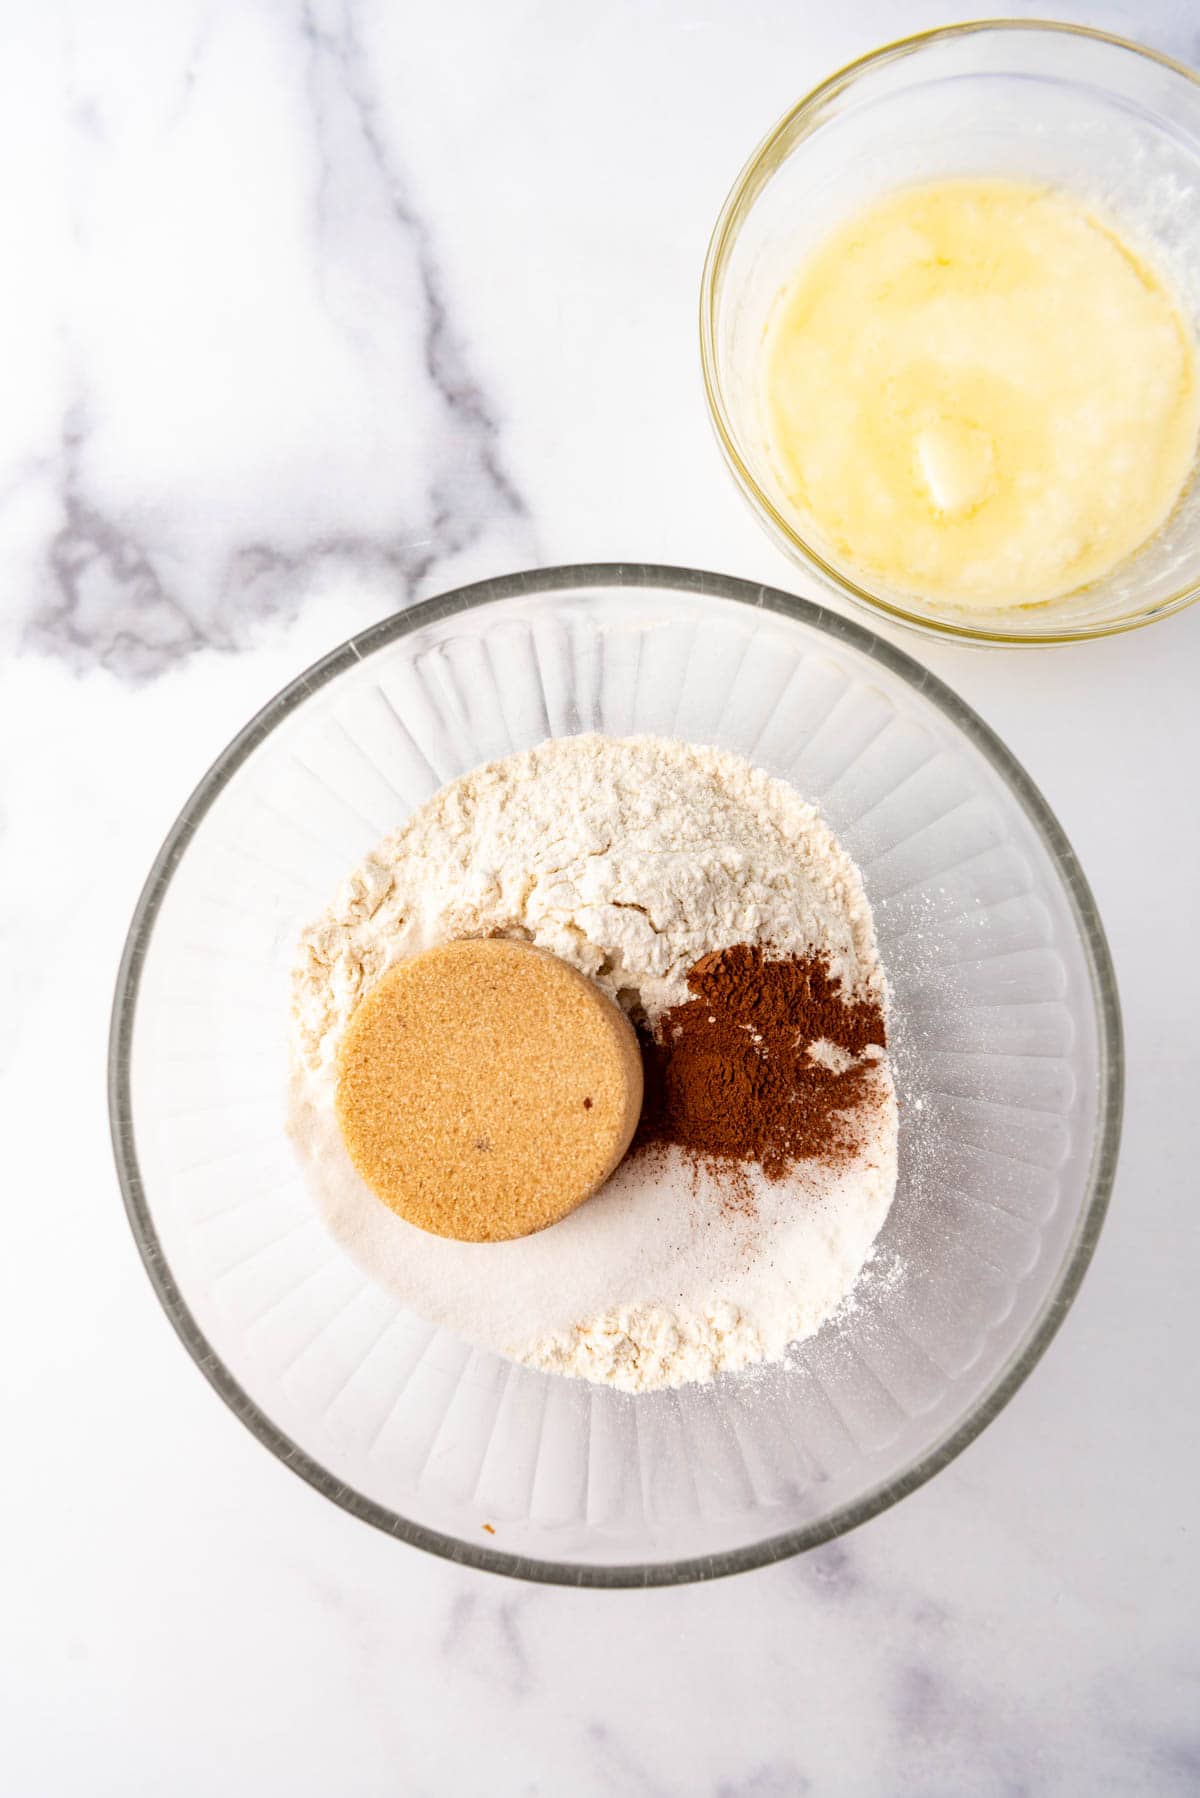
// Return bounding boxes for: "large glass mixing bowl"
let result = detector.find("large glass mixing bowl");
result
[110,566,1121,1584]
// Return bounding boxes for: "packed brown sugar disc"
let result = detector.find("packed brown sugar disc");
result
[334,938,644,1242]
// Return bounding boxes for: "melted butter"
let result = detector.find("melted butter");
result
[763,179,1200,610]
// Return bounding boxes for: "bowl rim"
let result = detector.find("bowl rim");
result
[108,563,1124,1586]
[699,17,1200,647]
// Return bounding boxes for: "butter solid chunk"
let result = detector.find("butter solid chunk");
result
[763,179,1200,610]
[915,420,995,515]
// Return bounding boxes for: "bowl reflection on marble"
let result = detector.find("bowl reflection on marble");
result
[109,565,1121,1585]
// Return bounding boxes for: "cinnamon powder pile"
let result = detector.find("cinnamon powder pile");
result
[634,944,886,1186]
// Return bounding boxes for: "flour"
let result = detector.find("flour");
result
[288,736,898,1392]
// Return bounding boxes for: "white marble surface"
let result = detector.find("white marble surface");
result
[3,1,1199,1791]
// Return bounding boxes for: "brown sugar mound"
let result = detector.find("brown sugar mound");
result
[335,939,644,1243]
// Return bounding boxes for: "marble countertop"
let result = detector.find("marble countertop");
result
[4,2,1198,1792]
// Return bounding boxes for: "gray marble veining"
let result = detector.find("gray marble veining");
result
[2,2,1198,1793]
[17,0,532,682]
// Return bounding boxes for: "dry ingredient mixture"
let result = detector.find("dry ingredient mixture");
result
[289,734,898,1392]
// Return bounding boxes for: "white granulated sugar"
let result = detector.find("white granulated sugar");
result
[288,735,899,1392]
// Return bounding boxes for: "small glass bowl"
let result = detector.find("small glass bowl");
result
[110,567,1121,1585]
[700,21,1200,646]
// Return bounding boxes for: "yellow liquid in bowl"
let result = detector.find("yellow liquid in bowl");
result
[763,179,1200,611]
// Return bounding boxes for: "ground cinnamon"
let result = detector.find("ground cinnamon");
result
[634,944,886,1186]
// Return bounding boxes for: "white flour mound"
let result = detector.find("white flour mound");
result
[288,735,898,1392]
